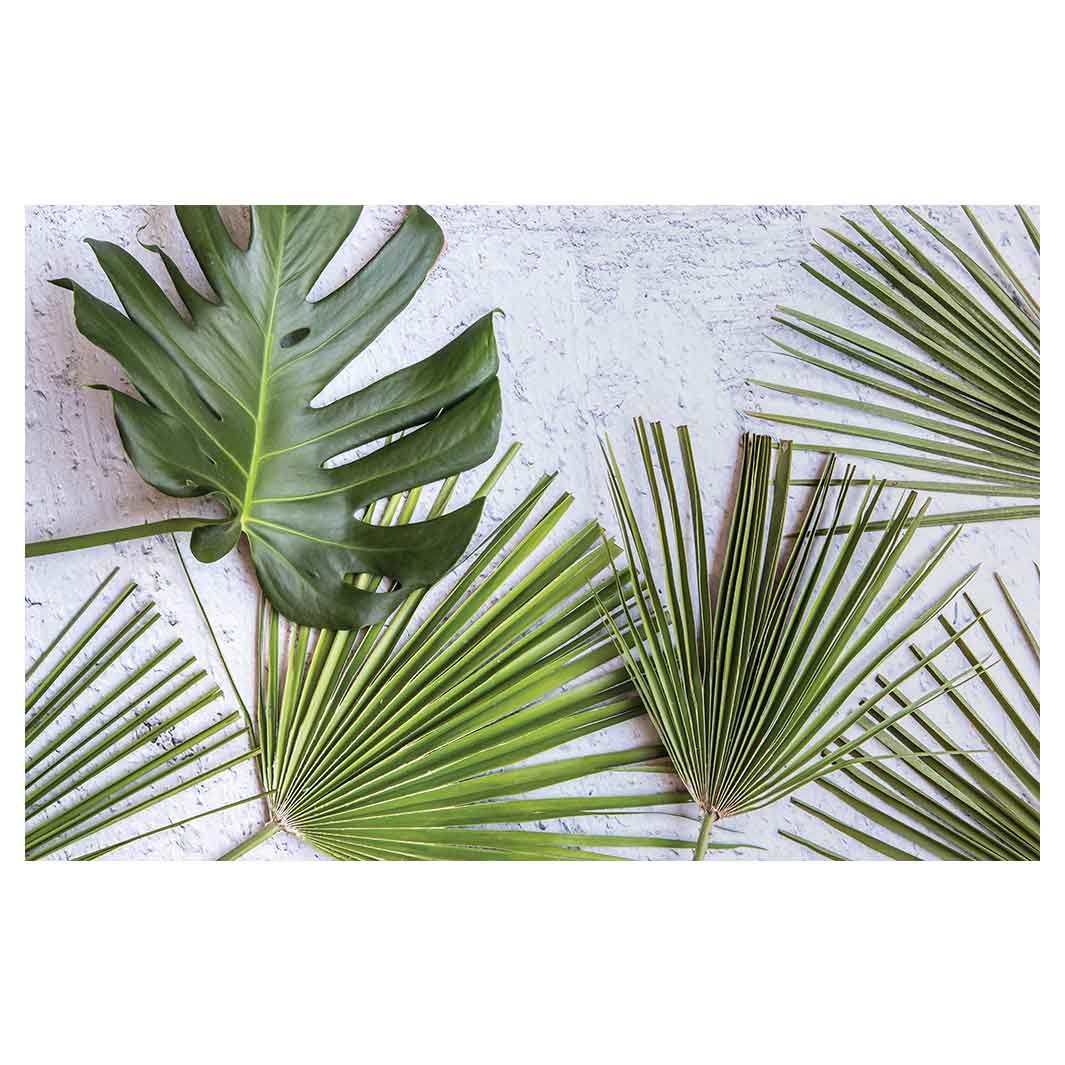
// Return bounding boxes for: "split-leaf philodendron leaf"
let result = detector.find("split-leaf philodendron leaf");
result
[52,206,502,630]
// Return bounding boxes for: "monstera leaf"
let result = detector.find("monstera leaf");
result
[49,206,502,629]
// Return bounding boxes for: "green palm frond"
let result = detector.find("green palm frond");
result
[25,568,260,859]
[218,448,727,861]
[750,205,1039,529]
[599,420,983,859]
[781,570,1039,860]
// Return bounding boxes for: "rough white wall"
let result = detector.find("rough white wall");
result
[24,205,1040,860]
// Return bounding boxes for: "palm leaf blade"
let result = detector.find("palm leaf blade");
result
[25,571,255,859]
[753,206,1040,528]
[598,421,972,858]
[781,573,1039,860]
[218,455,712,861]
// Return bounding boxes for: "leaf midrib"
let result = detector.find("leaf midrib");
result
[241,208,289,526]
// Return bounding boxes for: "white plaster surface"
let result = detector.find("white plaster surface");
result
[24,205,1040,860]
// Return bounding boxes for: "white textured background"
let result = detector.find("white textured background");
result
[24,205,1040,860]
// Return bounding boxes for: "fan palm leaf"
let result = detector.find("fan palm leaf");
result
[218,448,727,860]
[599,420,985,859]
[780,570,1038,860]
[25,568,260,859]
[749,205,1039,529]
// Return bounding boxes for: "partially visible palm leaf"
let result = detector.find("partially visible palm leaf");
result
[599,420,983,859]
[219,450,724,861]
[750,205,1039,528]
[780,570,1039,860]
[25,569,259,859]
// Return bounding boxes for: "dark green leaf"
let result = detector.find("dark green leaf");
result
[50,206,503,629]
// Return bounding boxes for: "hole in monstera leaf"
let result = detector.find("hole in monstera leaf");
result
[320,416,440,471]
[321,432,396,470]
[343,571,403,592]
[280,327,311,349]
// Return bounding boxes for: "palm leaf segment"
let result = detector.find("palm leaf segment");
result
[750,205,1039,529]
[600,420,982,858]
[52,206,502,630]
[781,571,1039,860]
[221,449,723,861]
[25,569,260,860]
